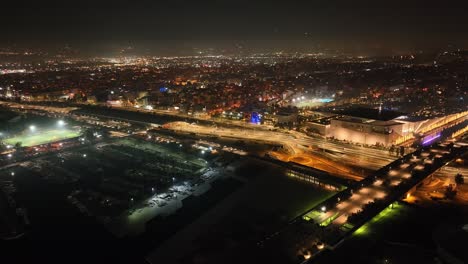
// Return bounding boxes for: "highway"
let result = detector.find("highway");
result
[164,121,397,180]
[4,100,463,179]
[0,101,78,114]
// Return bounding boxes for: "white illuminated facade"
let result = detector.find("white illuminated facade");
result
[329,117,404,146]
[327,110,468,146]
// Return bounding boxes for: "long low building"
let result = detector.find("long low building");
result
[310,107,468,147]
[329,117,403,146]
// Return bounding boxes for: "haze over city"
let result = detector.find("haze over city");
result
[2,0,468,55]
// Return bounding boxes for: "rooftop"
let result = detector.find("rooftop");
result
[334,107,406,121]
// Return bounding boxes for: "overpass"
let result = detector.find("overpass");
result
[257,138,467,262]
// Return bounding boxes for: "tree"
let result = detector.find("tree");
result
[399,146,405,156]
[444,184,457,199]
[389,145,396,156]
[455,173,464,185]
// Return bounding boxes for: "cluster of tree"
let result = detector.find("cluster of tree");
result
[444,184,457,199]
[455,173,464,185]
[347,199,386,225]
[0,140,22,150]
[388,145,405,156]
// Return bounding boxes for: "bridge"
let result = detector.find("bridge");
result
[257,138,467,262]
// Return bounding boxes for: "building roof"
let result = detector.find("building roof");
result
[334,107,406,121]
[368,120,403,126]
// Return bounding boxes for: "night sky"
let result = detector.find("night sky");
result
[1,0,468,54]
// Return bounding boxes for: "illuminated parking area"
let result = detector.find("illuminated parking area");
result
[16,136,213,237]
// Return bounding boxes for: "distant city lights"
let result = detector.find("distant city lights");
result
[292,97,333,104]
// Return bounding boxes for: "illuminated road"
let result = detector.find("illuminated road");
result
[269,151,363,181]
[322,146,455,229]
[1,101,397,180]
[284,131,398,174]
[0,101,78,114]
[0,101,414,179]
[265,138,468,262]
[409,159,468,205]
[164,121,396,179]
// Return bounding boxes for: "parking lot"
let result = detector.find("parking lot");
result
[0,136,228,236]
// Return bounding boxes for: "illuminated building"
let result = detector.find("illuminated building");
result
[327,108,468,146]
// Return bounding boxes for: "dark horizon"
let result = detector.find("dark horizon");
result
[1,0,468,56]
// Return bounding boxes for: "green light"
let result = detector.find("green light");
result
[4,129,81,147]
[351,202,403,237]
[354,225,369,236]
